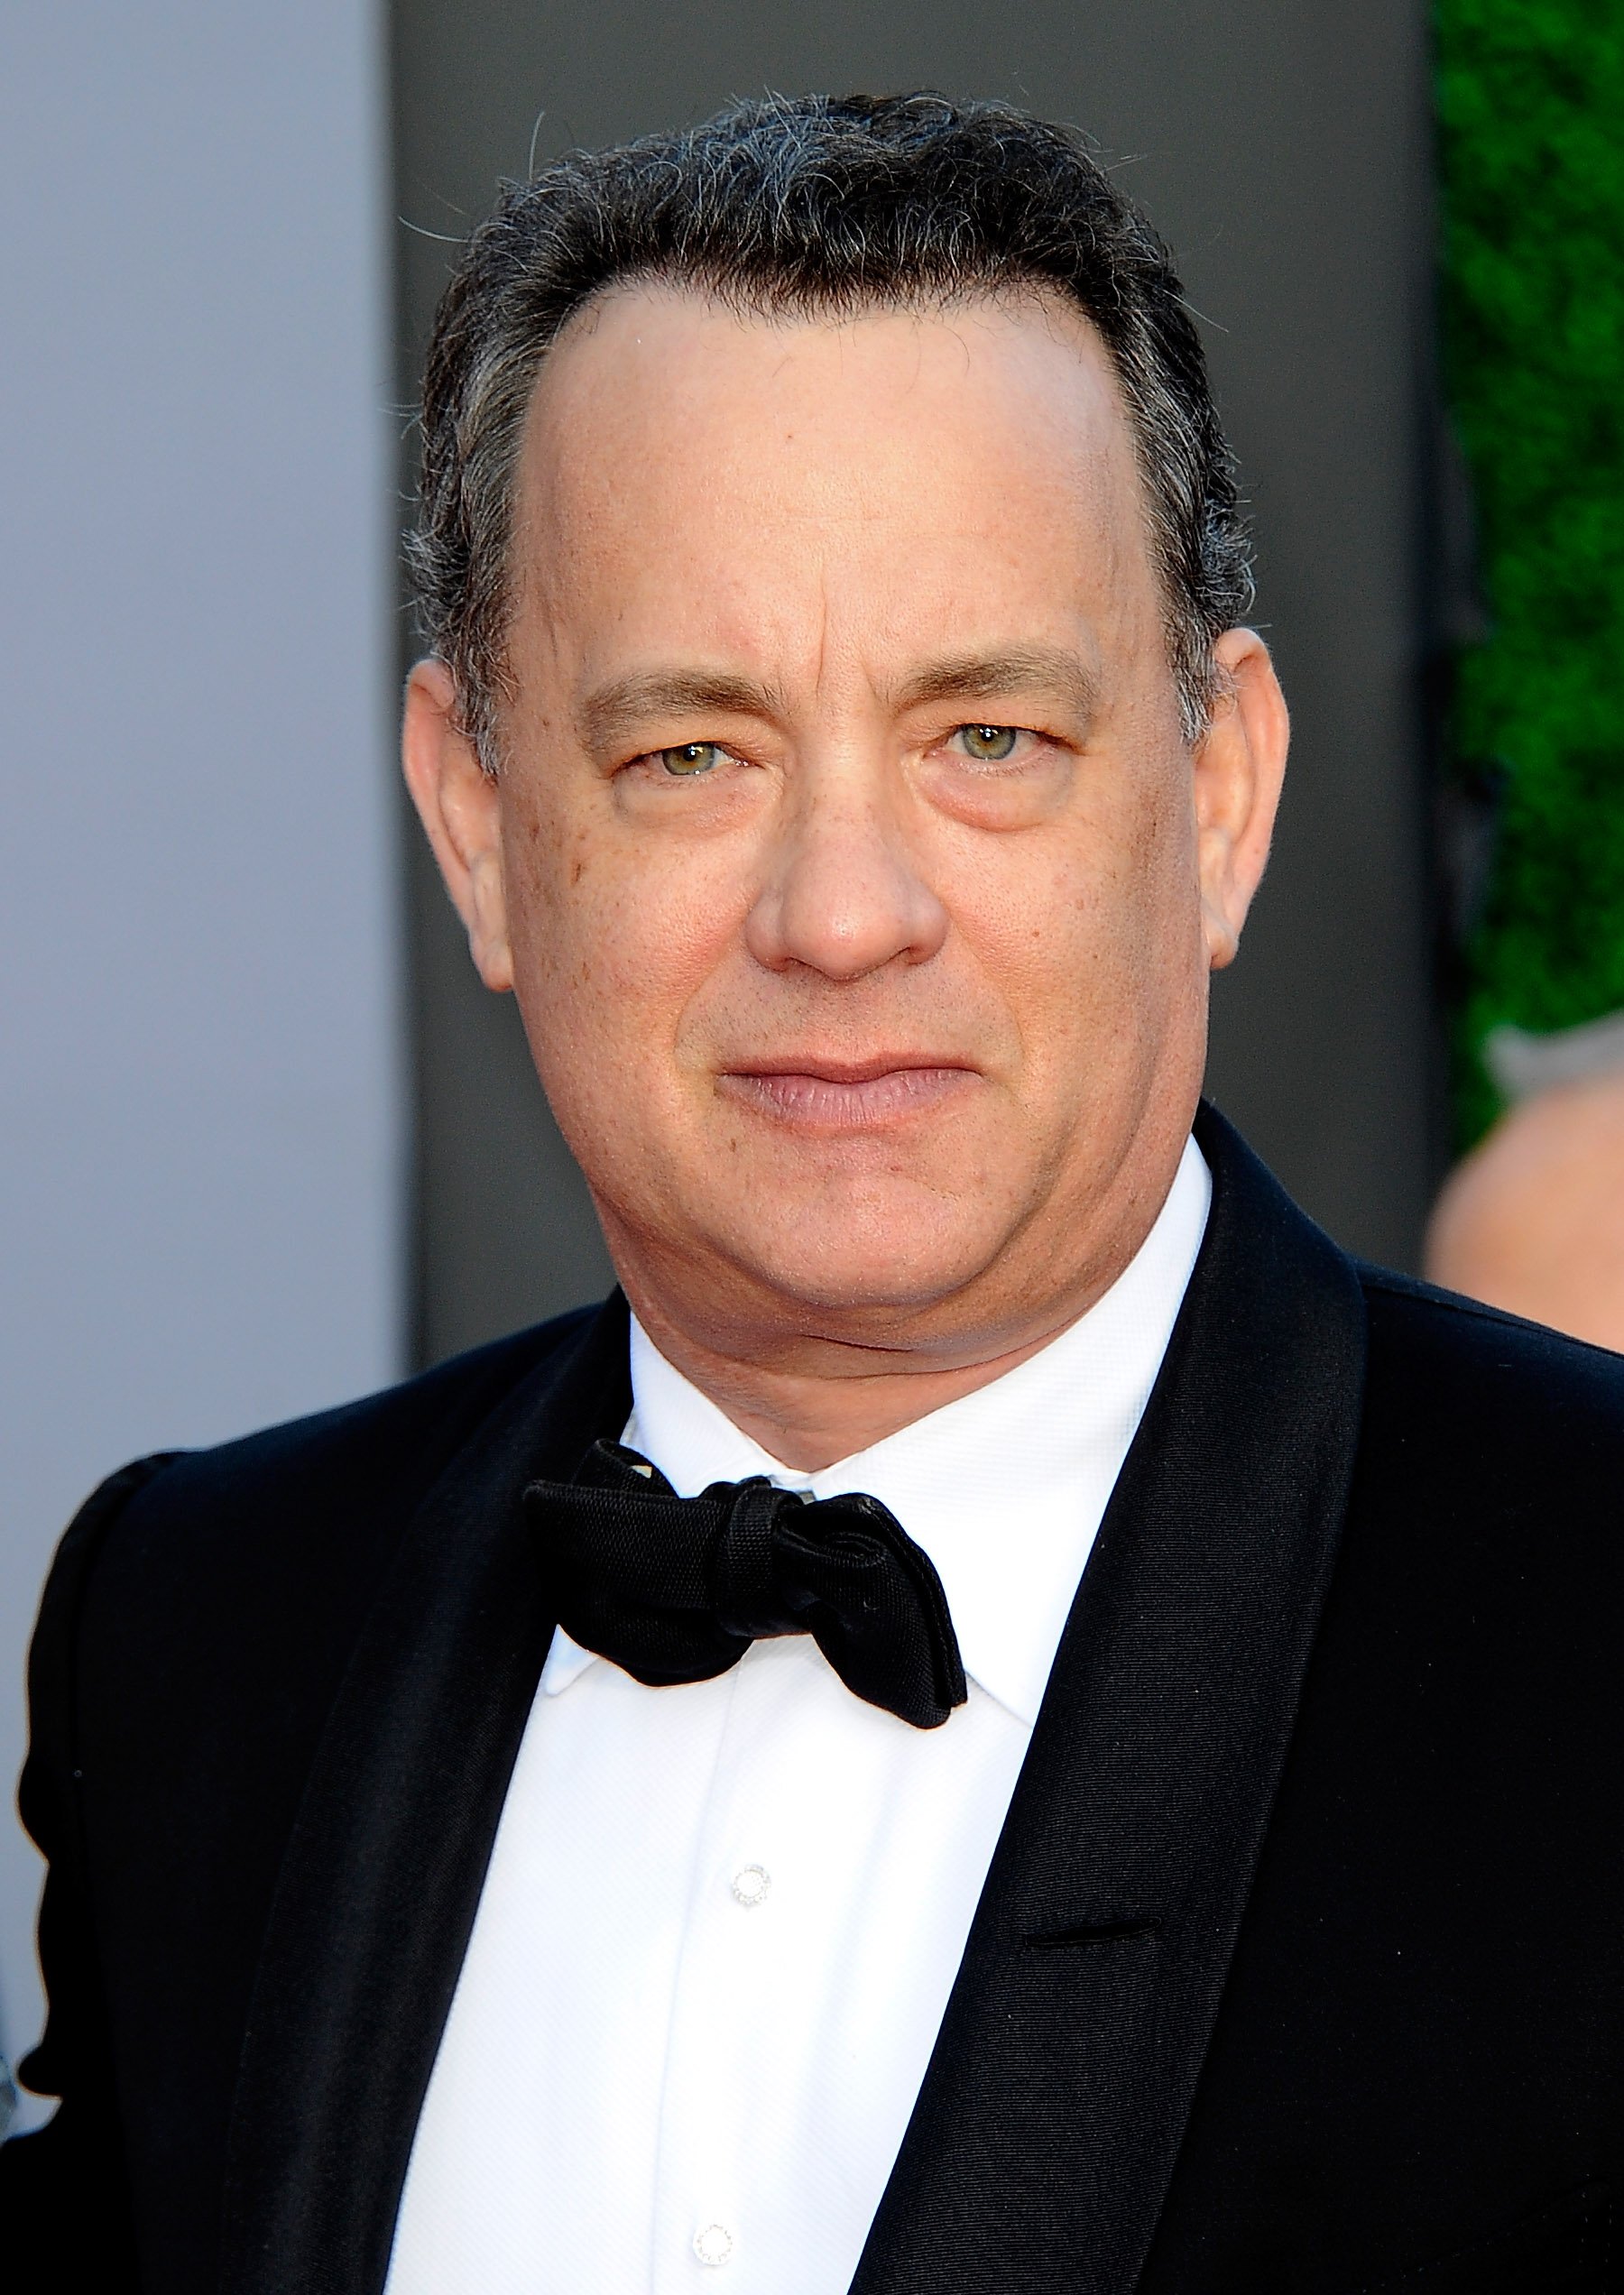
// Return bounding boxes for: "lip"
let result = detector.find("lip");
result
[717,1056,981,1131]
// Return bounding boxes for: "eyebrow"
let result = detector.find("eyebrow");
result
[576,668,781,756]
[574,644,1099,755]
[890,646,1100,720]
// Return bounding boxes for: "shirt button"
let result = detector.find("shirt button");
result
[693,2222,735,2267]
[731,1864,770,1908]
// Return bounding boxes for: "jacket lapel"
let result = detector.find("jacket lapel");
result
[218,1295,632,2295]
[852,1104,1368,2295]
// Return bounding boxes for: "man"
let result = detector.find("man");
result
[5,93,1623,2293]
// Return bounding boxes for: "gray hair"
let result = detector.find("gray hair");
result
[409,91,1254,767]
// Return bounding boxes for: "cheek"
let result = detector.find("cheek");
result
[504,793,742,1063]
[1098,788,1204,1037]
[965,765,1198,1073]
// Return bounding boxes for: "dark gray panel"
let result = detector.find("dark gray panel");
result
[393,0,1441,1363]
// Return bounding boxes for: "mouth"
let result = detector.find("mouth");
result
[717,1056,981,1132]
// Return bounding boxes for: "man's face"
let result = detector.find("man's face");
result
[411,285,1283,1365]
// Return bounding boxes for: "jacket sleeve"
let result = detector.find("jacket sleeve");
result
[0,1453,180,2276]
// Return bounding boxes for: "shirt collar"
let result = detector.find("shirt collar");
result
[543,1134,1211,1725]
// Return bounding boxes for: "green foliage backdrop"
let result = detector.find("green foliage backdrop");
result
[1436,0,1624,1141]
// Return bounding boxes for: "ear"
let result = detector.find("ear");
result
[401,658,513,992]
[1193,628,1289,971]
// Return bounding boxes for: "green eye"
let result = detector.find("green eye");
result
[658,742,724,777]
[957,724,1020,762]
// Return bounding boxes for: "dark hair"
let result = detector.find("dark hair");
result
[410,91,1252,765]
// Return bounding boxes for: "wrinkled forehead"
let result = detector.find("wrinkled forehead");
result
[510,279,1160,654]
[522,272,1138,469]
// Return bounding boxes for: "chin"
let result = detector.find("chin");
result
[721,1200,1014,1322]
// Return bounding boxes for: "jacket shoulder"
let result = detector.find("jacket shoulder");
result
[35,1302,607,1790]
[1352,1261,1624,1525]
[1357,1259,1624,1415]
[104,1303,603,1548]
[7,1303,609,2239]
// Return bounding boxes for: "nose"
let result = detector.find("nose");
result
[743,762,950,982]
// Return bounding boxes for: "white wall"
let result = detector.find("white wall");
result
[0,3,399,2126]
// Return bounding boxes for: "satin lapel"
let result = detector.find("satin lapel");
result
[852,1105,1368,2295]
[218,1295,632,2295]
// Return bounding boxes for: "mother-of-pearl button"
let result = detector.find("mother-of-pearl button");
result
[731,1864,770,1908]
[694,2222,734,2266]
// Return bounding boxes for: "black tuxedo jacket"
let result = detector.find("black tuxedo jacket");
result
[5,1106,1624,2292]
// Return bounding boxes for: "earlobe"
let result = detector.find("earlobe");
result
[401,658,515,992]
[1194,629,1289,972]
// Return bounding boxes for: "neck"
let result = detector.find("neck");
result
[623,1297,1109,1472]
[610,1181,1182,1471]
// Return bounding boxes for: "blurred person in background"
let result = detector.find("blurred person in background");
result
[1427,1012,1624,1350]
[5,95,1624,2295]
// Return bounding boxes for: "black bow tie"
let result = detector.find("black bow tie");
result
[524,1439,967,1728]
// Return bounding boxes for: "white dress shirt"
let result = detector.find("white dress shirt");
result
[385,1137,1210,2295]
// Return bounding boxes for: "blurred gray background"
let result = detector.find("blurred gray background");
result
[0,1,399,2121]
[2,0,1440,2114]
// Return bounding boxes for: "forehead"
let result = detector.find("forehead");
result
[511,281,1158,673]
